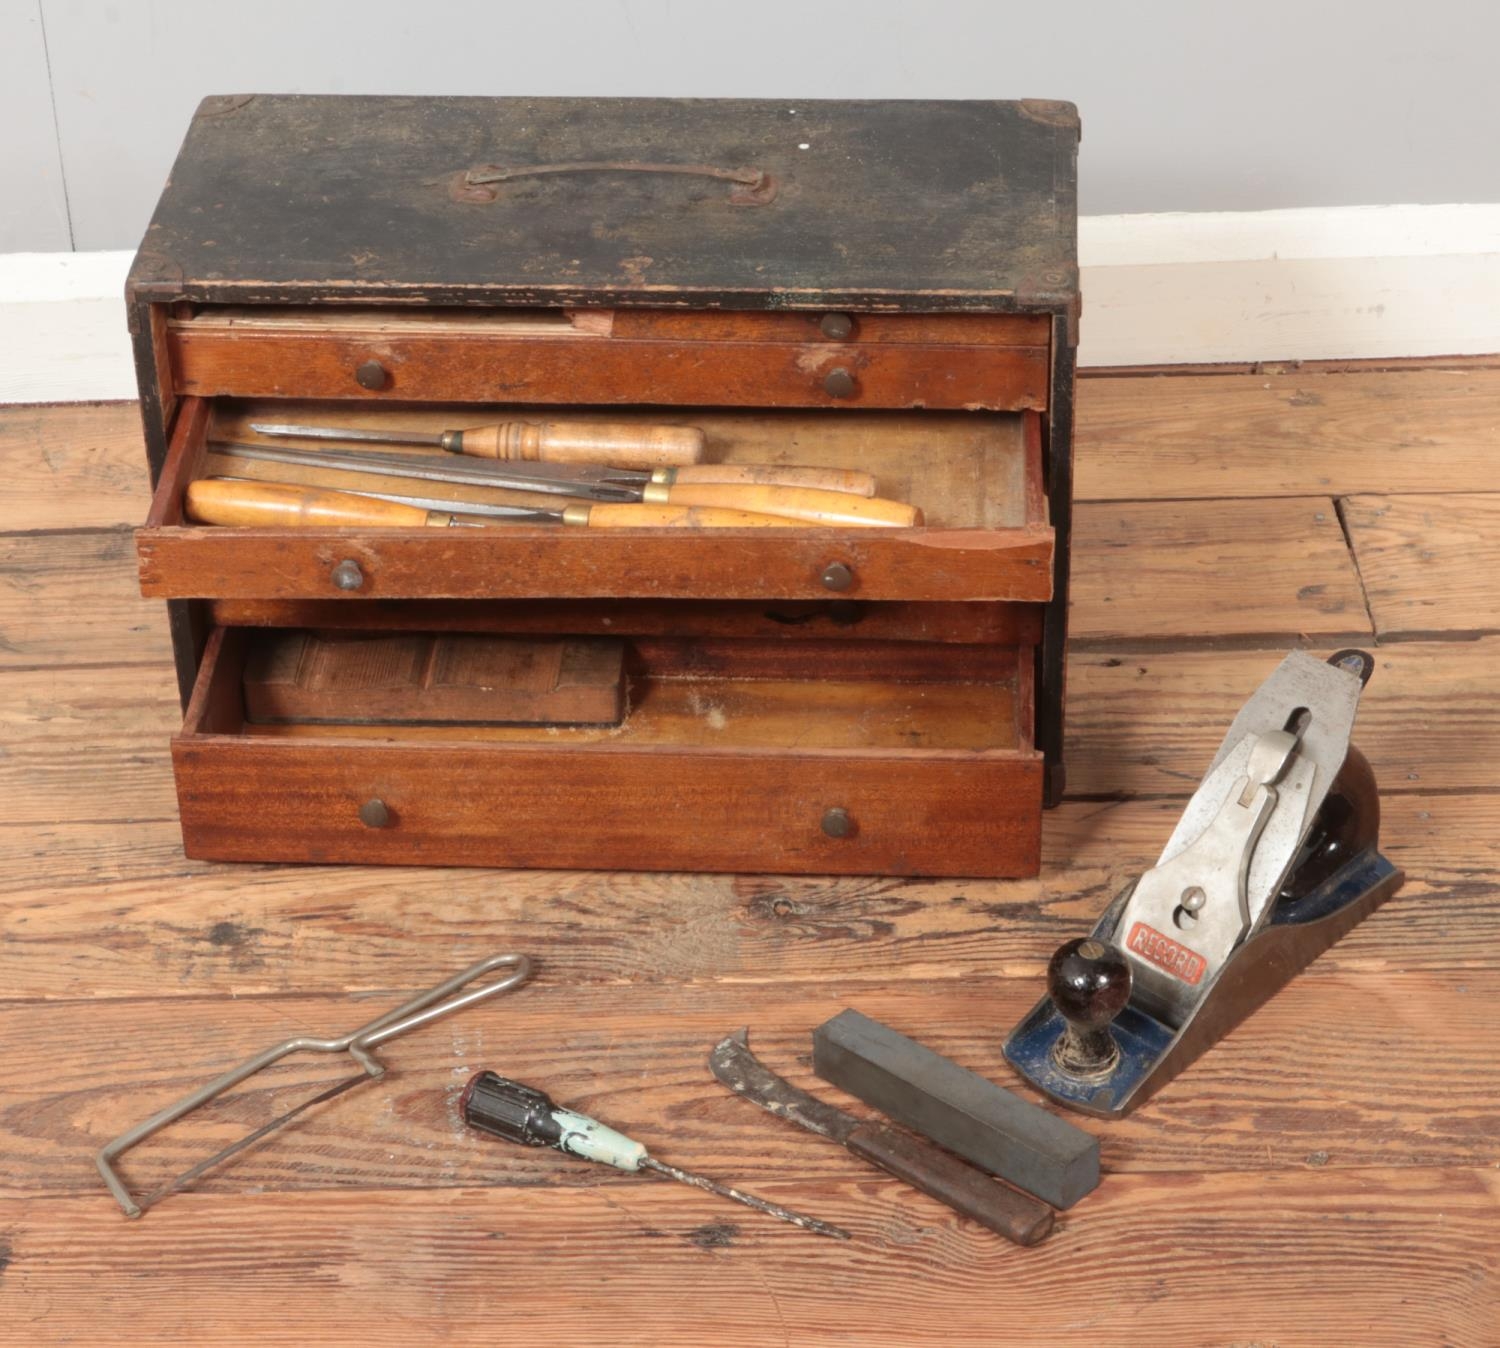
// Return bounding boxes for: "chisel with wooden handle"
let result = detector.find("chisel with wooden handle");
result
[252,418,706,469]
[214,441,919,526]
[184,479,807,530]
[234,436,880,497]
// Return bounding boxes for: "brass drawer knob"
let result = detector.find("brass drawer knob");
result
[821,807,855,839]
[823,367,857,399]
[355,359,390,391]
[820,561,855,592]
[819,312,855,341]
[331,559,365,591]
[359,799,392,829]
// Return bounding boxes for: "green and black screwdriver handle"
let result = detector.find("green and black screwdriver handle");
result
[461,1070,849,1240]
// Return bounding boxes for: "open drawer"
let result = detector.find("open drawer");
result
[165,305,1052,411]
[137,397,1054,604]
[173,627,1045,877]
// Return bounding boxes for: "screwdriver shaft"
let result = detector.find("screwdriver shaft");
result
[639,1156,850,1240]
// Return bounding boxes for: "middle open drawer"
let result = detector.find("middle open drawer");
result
[137,399,1054,605]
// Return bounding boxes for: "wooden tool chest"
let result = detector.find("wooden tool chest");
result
[128,95,1079,878]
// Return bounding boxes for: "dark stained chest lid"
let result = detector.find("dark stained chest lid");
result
[131,95,1078,313]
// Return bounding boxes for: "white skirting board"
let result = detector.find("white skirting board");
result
[1,204,1498,403]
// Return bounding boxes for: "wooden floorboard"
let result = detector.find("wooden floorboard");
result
[0,529,168,668]
[1077,367,1500,501]
[1342,492,1500,638]
[1,1171,1493,1347]
[1071,496,1370,644]
[0,968,1488,1202]
[1,366,1496,1346]
[0,401,149,528]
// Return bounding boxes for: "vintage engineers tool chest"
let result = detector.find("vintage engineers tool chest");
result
[128,95,1080,878]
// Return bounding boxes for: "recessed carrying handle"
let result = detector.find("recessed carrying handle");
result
[454,160,778,206]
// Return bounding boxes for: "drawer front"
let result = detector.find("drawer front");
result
[173,738,1043,878]
[167,307,1052,412]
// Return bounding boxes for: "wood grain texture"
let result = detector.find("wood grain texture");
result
[1065,640,1500,797]
[0,530,169,668]
[243,632,627,727]
[138,524,1055,604]
[2,368,1496,1346]
[0,664,179,824]
[208,598,1044,648]
[1342,493,1500,637]
[0,401,148,527]
[169,326,1050,411]
[0,971,1494,1202]
[1076,368,1500,501]
[1071,497,1372,643]
[172,738,1043,877]
[0,791,1483,1003]
[0,1170,1492,1347]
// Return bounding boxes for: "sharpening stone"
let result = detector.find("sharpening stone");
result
[812,1008,1099,1209]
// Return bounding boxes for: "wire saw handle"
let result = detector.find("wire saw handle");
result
[353,953,534,1057]
[96,953,533,1218]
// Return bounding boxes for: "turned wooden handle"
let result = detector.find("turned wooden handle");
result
[846,1121,1054,1247]
[664,464,878,496]
[185,479,444,528]
[563,504,805,528]
[644,482,921,527]
[454,421,706,468]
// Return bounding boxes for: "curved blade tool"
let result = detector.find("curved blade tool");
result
[709,1031,1053,1245]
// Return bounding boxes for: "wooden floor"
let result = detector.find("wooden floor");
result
[1,365,1497,1345]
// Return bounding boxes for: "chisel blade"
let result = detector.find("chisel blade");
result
[210,441,641,502]
[251,421,446,449]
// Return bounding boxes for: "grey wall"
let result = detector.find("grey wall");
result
[5,0,1498,253]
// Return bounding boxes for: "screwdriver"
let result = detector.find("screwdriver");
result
[252,418,707,469]
[461,1071,850,1240]
[185,478,807,530]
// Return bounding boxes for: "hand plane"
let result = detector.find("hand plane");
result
[1005,649,1402,1118]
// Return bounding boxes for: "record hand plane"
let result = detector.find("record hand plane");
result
[1005,649,1402,1117]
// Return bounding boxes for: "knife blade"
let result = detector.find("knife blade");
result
[709,1030,1054,1246]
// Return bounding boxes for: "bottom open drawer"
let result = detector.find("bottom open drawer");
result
[173,626,1043,877]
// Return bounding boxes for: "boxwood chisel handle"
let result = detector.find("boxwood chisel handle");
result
[445,420,705,467]
[185,480,806,529]
[461,1072,850,1240]
[250,418,706,470]
[659,464,879,497]
[640,481,922,527]
[845,1121,1054,1246]
[560,503,804,528]
[185,478,444,527]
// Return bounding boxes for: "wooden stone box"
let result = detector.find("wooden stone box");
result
[128,95,1079,877]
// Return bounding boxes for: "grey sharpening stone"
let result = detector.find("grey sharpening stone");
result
[812,1008,1099,1209]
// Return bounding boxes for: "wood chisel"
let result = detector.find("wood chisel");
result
[212,440,918,526]
[709,1030,1054,1246]
[461,1070,850,1240]
[251,417,707,469]
[247,425,878,495]
[185,479,805,529]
